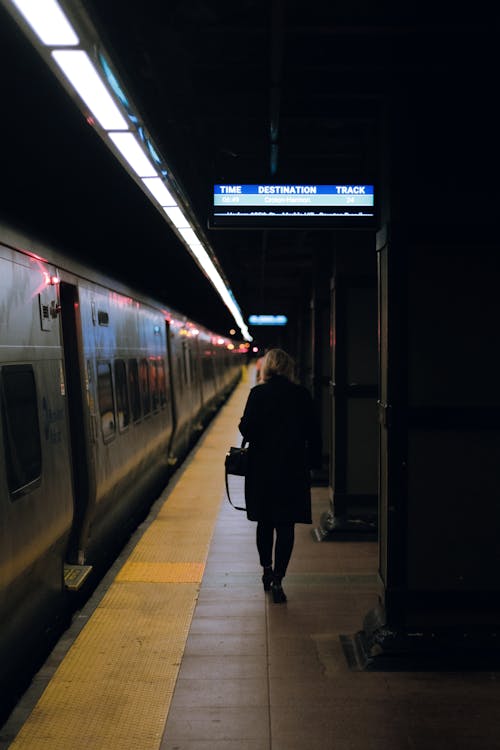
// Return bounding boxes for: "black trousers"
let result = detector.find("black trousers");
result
[256,521,295,580]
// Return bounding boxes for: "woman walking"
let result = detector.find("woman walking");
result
[239,348,321,603]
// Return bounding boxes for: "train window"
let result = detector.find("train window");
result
[0,365,42,499]
[114,359,130,431]
[128,359,141,422]
[139,358,151,416]
[202,355,214,380]
[97,361,116,442]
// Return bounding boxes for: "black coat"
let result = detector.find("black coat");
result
[238,375,321,524]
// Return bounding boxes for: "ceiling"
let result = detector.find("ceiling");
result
[0,1,495,342]
[82,0,383,339]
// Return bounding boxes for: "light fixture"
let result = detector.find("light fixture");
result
[2,0,252,341]
[177,226,200,246]
[162,206,190,228]
[248,314,288,326]
[10,0,79,45]
[51,50,128,130]
[141,178,177,207]
[108,132,158,178]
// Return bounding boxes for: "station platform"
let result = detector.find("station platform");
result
[2,367,500,750]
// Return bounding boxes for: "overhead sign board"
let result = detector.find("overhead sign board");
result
[209,184,376,229]
[248,315,288,326]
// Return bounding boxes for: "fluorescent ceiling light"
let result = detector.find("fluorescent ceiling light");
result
[190,244,217,277]
[142,177,177,206]
[51,50,128,130]
[171,237,252,340]
[193,248,229,298]
[108,132,157,178]
[177,226,200,246]
[5,1,251,341]
[11,0,79,45]
[162,206,190,228]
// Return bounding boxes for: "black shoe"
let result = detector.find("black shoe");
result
[271,579,287,603]
[262,567,273,591]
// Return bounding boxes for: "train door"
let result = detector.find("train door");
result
[192,337,204,410]
[196,337,206,418]
[188,340,203,429]
[181,338,195,423]
[59,282,96,567]
[165,320,182,466]
[164,320,177,431]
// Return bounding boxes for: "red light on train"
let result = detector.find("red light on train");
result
[43,272,60,286]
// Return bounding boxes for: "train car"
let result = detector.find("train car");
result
[0,221,244,714]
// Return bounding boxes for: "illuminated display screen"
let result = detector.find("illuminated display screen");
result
[248,314,288,326]
[209,184,376,228]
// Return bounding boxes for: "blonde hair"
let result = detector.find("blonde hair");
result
[261,348,295,382]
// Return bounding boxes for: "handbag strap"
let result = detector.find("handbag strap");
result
[225,471,246,511]
[225,438,247,511]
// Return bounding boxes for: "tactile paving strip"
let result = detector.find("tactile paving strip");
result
[9,374,250,750]
[116,561,205,583]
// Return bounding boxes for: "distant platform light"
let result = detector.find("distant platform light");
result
[248,314,288,326]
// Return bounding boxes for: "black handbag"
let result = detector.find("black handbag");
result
[224,439,248,510]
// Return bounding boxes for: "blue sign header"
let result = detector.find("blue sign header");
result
[215,184,373,195]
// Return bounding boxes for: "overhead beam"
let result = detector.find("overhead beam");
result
[269,0,285,177]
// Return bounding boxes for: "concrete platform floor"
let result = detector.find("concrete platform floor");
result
[161,482,500,750]
[3,369,499,750]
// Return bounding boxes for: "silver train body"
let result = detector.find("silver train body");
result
[0,224,243,705]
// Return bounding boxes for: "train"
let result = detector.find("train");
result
[0,221,244,714]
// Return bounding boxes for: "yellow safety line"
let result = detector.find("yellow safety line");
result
[116,561,205,583]
[10,370,251,750]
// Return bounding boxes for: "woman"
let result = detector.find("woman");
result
[239,348,321,603]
